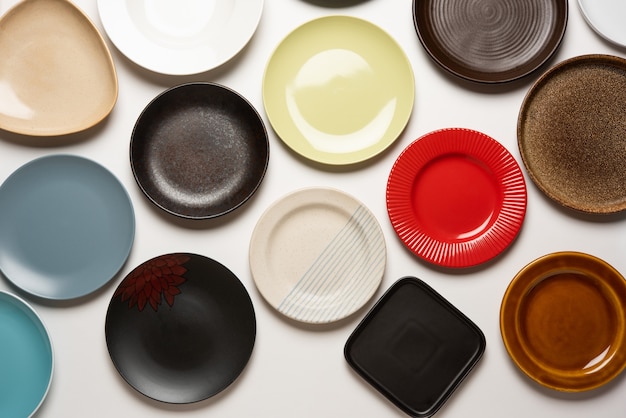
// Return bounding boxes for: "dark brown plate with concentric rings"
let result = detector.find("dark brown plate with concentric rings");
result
[130,82,269,219]
[518,54,626,214]
[413,0,568,83]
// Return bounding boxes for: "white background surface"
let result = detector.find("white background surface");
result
[1,0,626,417]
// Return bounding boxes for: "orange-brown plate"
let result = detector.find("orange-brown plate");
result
[500,252,626,391]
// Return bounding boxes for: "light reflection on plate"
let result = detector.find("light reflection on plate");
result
[263,16,414,165]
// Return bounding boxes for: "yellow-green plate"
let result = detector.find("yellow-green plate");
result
[262,16,415,166]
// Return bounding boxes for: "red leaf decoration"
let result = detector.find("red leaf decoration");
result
[115,254,190,312]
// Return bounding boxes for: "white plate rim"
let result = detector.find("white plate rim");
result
[261,15,415,166]
[577,0,626,47]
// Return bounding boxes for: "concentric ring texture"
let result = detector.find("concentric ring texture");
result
[414,0,568,82]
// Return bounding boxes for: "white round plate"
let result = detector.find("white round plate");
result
[97,0,263,75]
[578,0,626,47]
[249,187,386,324]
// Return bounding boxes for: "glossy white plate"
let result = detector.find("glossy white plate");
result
[578,0,626,47]
[0,155,135,300]
[249,187,386,324]
[97,0,263,75]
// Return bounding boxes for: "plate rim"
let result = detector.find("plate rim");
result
[499,251,626,391]
[96,0,264,75]
[262,14,415,166]
[130,81,269,220]
[0,154,135,300]
[517,53,626,214]
[249,186,387,324]
[386,127,527,268]
[412,0,569,83]
[577,0,626,48]
[0,290,54,417]
[105,252,256,403]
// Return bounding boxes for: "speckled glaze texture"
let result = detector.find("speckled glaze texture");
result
[130,82,269,219]
[413,0,568,83]
[518,54,626,214]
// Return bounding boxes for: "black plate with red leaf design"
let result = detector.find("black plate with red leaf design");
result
[105,253,256,404]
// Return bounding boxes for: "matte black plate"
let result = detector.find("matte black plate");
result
[130,82,269,219]
[105,253,256,404]
[345,277,485,417]
[413,0,568,83]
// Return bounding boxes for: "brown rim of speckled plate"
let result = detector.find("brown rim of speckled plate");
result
[412,0,568,83]
[518,54,626,214]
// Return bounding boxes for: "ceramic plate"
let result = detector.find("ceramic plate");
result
[97,0,263,75]
[518,54,626,214]
[262,15,414,165]
[0,0,117,136]
[0,155,135,300]
[0,291,53,417]
[345,277,485,418]
[578,0,626,47]
[413,0,568,83]
[386,128,526,268]
[105,253,256,403]
[249,187,386,324]
[500,252,626,391]
[130,82,269,219]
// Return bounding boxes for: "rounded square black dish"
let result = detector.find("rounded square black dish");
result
[344,277,485,417]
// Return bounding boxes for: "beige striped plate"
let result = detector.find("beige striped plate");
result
[249,187,386,324]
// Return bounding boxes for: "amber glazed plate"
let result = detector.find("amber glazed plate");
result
[500,252,626,391]
[518,55,626,214]
[413,0,568,83]
[0,0,117,136]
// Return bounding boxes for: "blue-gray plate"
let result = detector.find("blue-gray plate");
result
[0,155,135,300]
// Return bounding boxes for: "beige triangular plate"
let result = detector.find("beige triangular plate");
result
[0,0,117,136]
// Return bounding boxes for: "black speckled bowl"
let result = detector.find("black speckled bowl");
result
[130,82,269,219]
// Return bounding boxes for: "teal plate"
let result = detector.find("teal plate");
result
[0,155,135,300]
[0,291,53,417]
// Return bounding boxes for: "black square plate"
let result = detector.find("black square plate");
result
[344,277,486,417]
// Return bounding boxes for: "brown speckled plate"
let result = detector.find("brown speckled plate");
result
[413,0,568,83]
[130,83,269,219]
[518,55,626,214]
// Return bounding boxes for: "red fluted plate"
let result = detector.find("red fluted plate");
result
[386,128,526,268]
